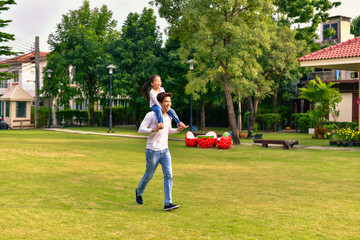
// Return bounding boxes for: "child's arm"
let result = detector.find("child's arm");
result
[149,89,162,109]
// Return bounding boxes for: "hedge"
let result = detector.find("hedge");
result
[55,106,132,127]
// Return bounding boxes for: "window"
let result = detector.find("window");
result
[351,72,359,78]
[12,71,19,83]
[0,100,3,117]
[323,23,338,40]
[16,102,26,118]
[5,101,10,117]
[314,68,331,72]
[0,80,8,88]
[331,23,338,39]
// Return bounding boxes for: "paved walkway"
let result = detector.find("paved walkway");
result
[45,128,360,151]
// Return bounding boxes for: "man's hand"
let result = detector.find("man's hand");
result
[152,123,164,132]
[177,126,186,132]
[152,126,161,132]
[178,122,189,129]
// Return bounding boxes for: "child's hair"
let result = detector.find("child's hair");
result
[141,74,160,101]
[157,92,172,103]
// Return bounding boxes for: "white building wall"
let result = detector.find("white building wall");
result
[39,60,47,90]
[330,92,353,122]
[20,60,47,97]
[21,63,36,95]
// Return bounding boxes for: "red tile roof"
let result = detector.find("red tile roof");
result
[0,51,49,65]
[298,36,360,62]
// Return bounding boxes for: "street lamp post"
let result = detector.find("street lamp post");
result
[107,64,116,133]
[45,69,53,128]
[187,59,194,132]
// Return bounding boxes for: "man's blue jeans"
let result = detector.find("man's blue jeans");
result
[151,105,180,125]
[137,148,173,204]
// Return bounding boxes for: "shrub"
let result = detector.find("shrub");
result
[256,113,281,131]
[292,113,313,133]
[38,107,52,127]
[56,110,88,126]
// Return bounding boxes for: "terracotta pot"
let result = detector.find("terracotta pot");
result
[240,133,248,139]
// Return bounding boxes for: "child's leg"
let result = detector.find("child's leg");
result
[151,105,163,123]
[167,108,181,125]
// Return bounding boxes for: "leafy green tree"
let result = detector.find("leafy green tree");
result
[299,76,342,129]
[351,15,360,37]
[257,23,306,129]
[46,1,117,126]
[106,8,163,127]
[159,37,193,125]
[0,0,18,81]
[153,0,274,144]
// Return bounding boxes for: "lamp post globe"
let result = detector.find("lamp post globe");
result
[107,64,116,133]
[45,69,53,128]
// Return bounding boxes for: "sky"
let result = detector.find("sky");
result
[1,0,169,54]
[1,0,359,55]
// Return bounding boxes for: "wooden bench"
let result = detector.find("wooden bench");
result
[254,139,299,149]
[12,119,34,129]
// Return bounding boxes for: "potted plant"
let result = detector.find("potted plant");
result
[239,130,248,139]
[355,131,360,147]
[254,123,263,139]
[315,127,327,139]
[328,131,336,145]
[299,77,342,139]
[335,129,343,147]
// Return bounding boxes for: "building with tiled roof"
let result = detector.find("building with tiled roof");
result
[0,51,49,120]
[0,51,49,65]
[298,36,360,71]
[0,51,49,96]
[297,16,359,125]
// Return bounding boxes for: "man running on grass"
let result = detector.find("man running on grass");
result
[136,92,187,211]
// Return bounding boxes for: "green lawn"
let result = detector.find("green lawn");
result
[1,130,359,239]
[64,126,335,147]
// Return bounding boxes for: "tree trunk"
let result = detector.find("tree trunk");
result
[273,81,280,131]
[248,96,259,131]
[88,91,95,127]
[199,100,206,131]
[273,83,279,114]
[238,97,242,132]
[87,75,96,127]
[223,72,240,144]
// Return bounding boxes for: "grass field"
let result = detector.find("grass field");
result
[1,129,360,239]
[63,125,338,147]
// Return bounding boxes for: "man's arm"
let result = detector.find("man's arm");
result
[169,125,185,135]
[138,113,161,134]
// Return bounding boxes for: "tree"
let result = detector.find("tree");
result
[107,8,163,127]
[299,76,342,129]
[0,0,18,81]
[256,23,306,130]
[160,37,194,127]
[351,15,360,37]
[153,0,274,144]
[46,1,117,125]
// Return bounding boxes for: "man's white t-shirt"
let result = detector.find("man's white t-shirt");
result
[138,111,178,150]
